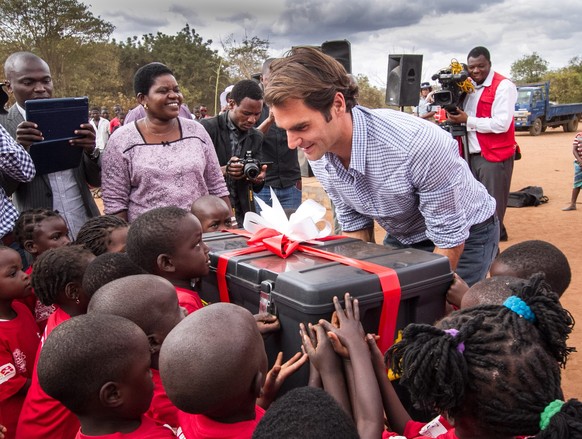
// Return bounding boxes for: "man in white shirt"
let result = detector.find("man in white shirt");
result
[89,106,109,151]
[448,46,517,241]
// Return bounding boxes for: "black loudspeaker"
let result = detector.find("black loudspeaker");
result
[321,40,352,73]
[386,54,423,107]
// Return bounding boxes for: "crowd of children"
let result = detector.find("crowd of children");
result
[0,191,580,438]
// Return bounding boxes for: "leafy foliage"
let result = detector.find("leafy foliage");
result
[0,0,115,96]
[511,52,549,84]
[221,33,269,83]
[116,25,224,114]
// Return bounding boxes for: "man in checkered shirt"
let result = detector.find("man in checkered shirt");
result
[264,48,498,286]
[0,122,35,248]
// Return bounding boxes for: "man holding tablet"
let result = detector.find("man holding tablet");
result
[0,52,101,239]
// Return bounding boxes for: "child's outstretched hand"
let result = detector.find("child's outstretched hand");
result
[254,313,281,338]
[0,423,6,439]
[300,322,342,374]
[257,351,308,409]
[320,293,366,352]
[446,273,469,309]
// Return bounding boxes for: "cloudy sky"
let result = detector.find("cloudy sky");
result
[90,0,582,89]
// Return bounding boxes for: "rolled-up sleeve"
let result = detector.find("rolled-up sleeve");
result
[0,124,35,183]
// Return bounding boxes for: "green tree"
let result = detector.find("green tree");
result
[0,0,115,95]
[354,74,386,109]
[117,25,225,114]
[544,70,582,104]
[221,33,269,82]
[510,52,549,84]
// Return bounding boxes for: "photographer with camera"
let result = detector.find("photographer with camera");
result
[447,46,518,242]
[200,79,267,226]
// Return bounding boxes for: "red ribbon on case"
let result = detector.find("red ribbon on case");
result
[216,229,402,353]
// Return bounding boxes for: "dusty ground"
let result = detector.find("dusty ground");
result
[96,126,581,397]
[498,128,581,399]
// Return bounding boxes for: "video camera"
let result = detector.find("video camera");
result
[431,61,472,114]
[240,151,272,180]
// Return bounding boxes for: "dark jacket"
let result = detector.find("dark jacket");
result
[199,112,264,224]
[0,105,101,217]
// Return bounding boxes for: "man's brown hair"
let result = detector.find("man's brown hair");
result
[264,47,358,122]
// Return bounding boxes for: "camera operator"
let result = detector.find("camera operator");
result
[447,46,518,241]
[200,79,267,226]
[415,82,437,122]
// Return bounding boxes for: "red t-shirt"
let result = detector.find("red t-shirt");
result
[174,287,204,315]
[0,302,40,439]
[15,308,80,439]
[176,405,264,439]
[145,369,180,429]
[75,416,176,438]
[403,415,456,438]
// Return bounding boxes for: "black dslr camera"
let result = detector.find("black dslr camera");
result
[240,151,272,180]
[431,66,470,114]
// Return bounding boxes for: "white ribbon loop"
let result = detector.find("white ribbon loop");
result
[244,188,332,241]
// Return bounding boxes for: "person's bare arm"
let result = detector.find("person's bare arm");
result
[366,334,411,434]
[321,294,384,439]
[300,322,352,416]
[342,227,375,243]
[257,110,274,134]
[433,243,464,271]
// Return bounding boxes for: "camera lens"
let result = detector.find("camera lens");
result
[244,163,260,179]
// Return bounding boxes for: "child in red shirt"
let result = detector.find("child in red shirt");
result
[14,208,71,330]
[36,313,175,438]
[160,302,269,439]
[88,274,186,430]
[0,246,39,439]
[126,207,209,315]
[16,245,95,439]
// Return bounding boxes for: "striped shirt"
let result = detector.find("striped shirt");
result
[0,124,35,237]
[309,106,496,248]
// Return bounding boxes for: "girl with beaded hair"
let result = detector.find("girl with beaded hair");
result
[386,273,581,438]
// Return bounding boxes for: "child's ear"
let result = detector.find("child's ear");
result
[251,370,264,399]
[99,382,123,408]
[64,282,82,304]
[156,254,175,274]
[24,239,38,256]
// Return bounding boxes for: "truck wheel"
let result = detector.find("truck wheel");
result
[529,118,542,136]
[565,118,579,132]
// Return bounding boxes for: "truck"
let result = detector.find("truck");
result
[513,82,582,136]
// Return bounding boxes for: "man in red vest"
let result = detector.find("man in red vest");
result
[448,46,517,241]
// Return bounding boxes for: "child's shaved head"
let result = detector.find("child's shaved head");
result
[160,303,267,417]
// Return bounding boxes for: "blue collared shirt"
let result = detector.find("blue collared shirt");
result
[309,106,496,248]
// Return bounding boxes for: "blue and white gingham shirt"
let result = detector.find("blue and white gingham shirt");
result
[1,124,36,238]
[309,106,496,248]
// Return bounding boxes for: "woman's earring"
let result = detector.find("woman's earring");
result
[143,103,148,110]
[75,298,80,304]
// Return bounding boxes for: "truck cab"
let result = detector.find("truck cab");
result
[514,82,581,136]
